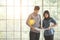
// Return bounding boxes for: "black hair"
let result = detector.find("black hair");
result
[34,6,40,10]
[43,10,50,19]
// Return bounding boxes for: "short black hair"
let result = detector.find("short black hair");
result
[34,6,40,10]
[43,10,50,18]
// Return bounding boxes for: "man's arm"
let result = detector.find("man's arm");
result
[26,14,35,30]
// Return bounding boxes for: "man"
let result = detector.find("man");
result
[26,6,41,40]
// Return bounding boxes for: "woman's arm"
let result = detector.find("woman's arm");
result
[48,18,57,29]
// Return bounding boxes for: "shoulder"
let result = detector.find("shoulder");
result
[38,14,41,17]
[50,17,53,19]
[28,13,34,19]
[49,17,56,22]
[43,18,45,22]
[50,17,54,20]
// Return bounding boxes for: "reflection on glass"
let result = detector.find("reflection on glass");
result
[7,32,13,38]
[0,32,6,38]
[7,20,14,31]
[0,0,60,40]
[0,7,6,19]
[7,7,14,19]
[0,20,6,31]
[0,0,6,5]
[15,20,20,31]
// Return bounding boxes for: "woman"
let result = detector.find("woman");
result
[42,10,57,40]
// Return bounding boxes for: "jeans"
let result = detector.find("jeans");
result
[29,31,40,40]
[44,35,54,40]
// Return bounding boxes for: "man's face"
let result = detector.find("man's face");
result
[34,10,39,14]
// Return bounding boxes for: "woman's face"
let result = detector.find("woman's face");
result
[44,13,49,18]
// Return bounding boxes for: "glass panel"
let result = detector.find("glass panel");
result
[14,32,20,38]
[50,7,57,19]
[54,32,60,40]
[57,0,60,33]
[7,20,14,31]
[0,0,6,5]
[13,38,20,40]
[22,0,28,6]
[22,38,29,40]
[43,7,50,12]
[15,7,20,19]
[57,0,60,6]
[0,0,60,40]
[0,20,6,31]
[34,0,42,6]
[28,0,35,6]
[49,0,57,6]
[43,0,49,6]
[0,32,6,38]
[7,38,13,40]
[15,0,20,7]
[7,7,14,19]
[22,20,30,32]
[7,0,14,6]
[0,38,6,40]
[22,31,29,39]
[22,7,29,20]
[0,7,6,19]
[7,32,13,38]
[14,20,20,31]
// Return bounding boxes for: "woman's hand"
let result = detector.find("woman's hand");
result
[42,27,51,30]
[48,27,51,30]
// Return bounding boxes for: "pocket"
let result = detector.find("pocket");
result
[50,29,55,34]
[44,29,54,36]
[44,30,49,35]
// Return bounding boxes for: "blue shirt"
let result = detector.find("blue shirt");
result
[43,17,56,36]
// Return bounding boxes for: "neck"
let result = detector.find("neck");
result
[33,13,38,16]
[45,17,50,20]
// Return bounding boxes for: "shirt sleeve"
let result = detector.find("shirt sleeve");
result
[51,18,57,24]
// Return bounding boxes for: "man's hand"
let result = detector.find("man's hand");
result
[31,27,35,31]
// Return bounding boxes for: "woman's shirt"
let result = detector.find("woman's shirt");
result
[43,17,56,28]
[43,17,56,36]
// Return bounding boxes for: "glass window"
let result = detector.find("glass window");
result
[0,7,6,19]
[0,0,6,5]
[0,0,60,40]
